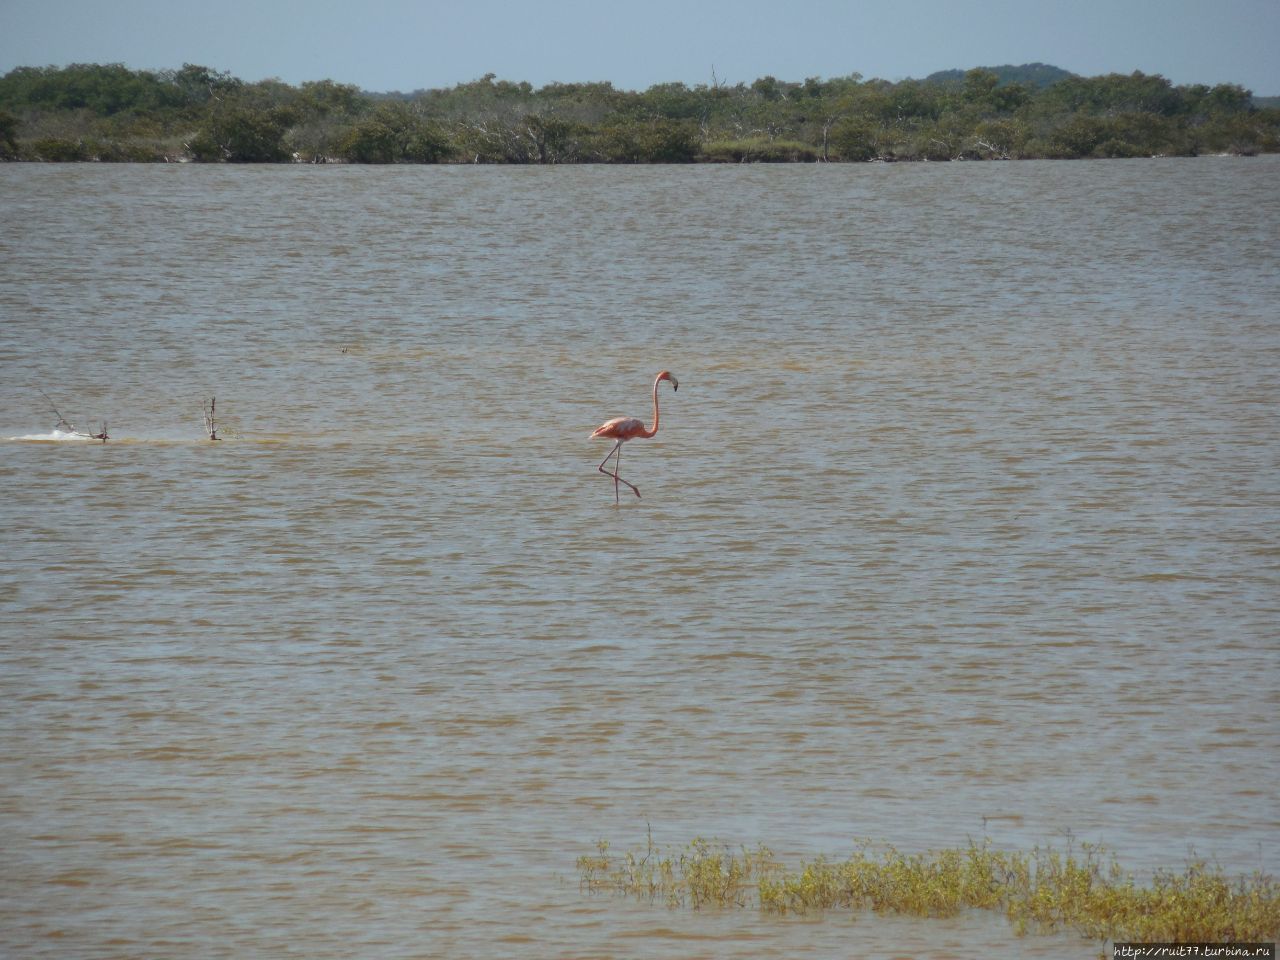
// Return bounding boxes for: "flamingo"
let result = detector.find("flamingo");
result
[590,370,678,503]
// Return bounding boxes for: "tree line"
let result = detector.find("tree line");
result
[0,61,1275,164]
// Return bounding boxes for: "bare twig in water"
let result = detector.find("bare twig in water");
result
[39,389,76,433]
[203,397,221,440]
[39,389,108,442]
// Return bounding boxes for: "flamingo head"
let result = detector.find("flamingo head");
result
[657,370,678,391]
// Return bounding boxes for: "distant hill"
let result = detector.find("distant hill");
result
[923,63,1076,89]
[1255,95,1280,109]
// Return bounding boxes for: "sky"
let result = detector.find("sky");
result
[2,0,1278,95]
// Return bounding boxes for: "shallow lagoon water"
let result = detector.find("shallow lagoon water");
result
[1,158,1278,958]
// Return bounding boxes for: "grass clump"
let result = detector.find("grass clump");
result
[756,841,1011,918]
[577,832,779,909]
[578,835,1280,946]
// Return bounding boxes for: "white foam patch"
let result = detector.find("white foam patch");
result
[10,429,101,442]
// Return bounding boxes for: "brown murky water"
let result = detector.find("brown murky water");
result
[1,159,1278,958]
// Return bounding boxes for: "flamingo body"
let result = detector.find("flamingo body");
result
[591,370,678,503]
[590,417,649,443]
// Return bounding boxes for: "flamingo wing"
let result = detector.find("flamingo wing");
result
[590,416,645,440]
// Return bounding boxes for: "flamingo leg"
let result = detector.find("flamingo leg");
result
[597,441,640,503]
[616,443,641,500]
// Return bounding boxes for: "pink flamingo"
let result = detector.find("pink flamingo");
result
[590,370,679,503]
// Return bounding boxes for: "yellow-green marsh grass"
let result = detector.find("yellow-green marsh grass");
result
[578,836,1280,946]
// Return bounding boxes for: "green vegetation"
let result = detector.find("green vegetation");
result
[578,835,1280,947]
[2,62,1277,163]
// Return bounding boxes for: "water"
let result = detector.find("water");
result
[1,158,1278,959]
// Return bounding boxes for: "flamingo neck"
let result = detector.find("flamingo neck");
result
[647,377,662,437]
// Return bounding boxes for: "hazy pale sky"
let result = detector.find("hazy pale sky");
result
[2,0,1277,95]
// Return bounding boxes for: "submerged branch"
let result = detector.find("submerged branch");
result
[39,389,109,442]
